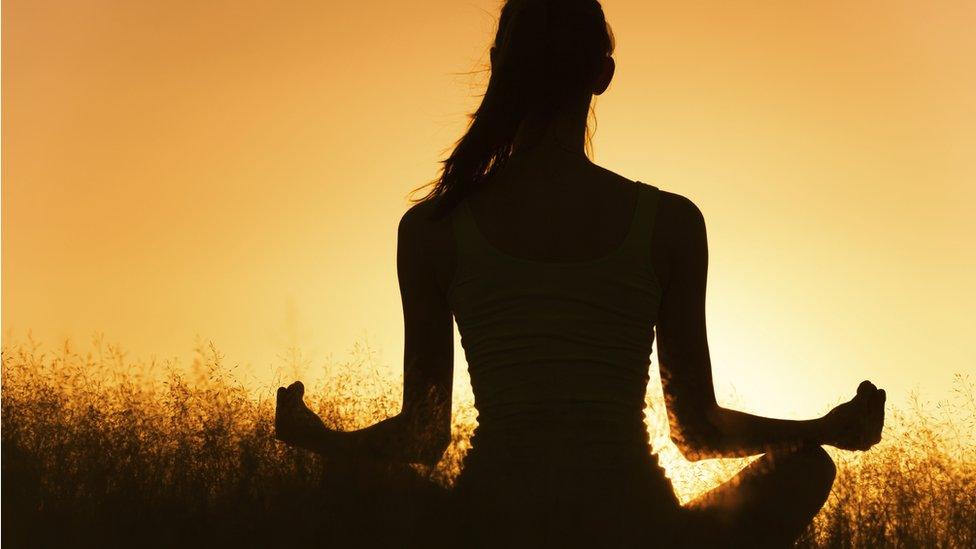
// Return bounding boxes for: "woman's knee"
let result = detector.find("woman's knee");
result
[767,444,836,496]
[790,444,836,503]
[803,445,836,482]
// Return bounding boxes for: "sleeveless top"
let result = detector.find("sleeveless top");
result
[447,181,664,470]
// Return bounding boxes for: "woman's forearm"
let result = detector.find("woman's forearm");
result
[305,414,398,457]
[304,412,448,466]
[690,405,828,459]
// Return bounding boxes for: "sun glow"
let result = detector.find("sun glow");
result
[4,0,974,440]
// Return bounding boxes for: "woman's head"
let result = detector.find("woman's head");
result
[490,0,615,111]
[413,0,614,218]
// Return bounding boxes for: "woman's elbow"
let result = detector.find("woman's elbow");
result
[407,423,451,465]
[669,420,723,462]
[670,433,710,462]
[413,432,450,466]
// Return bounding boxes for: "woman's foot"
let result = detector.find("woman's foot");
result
[274,381,328,449]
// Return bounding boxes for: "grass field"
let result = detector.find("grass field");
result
[3,333,974,547]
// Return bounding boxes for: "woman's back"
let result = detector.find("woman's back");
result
[444,157,683,546]
[451,162,660,463]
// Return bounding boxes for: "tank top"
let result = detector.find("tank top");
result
[447,180,664,470]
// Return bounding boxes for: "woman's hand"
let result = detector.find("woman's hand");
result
[274,381,328,450]
[820,380,886,451]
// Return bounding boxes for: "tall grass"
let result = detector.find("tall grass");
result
[2,333,974,547]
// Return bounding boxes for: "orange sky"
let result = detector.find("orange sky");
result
[3,0,974,419]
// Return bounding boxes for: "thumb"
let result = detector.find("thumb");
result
[288,380,305,400]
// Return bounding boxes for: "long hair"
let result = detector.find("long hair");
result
[410,0,614,219]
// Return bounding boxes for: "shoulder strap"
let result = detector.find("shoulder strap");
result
[450,196,490,257]
[619,181,660,264]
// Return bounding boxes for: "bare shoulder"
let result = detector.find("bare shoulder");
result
[398,197,456,291]
[398,198,453,244]
[399,198,438,235]
[655,189,706,244]
[650,189,707,289]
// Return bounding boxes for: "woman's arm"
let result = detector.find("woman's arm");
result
[654,194,884,461]
[275,203,454,466]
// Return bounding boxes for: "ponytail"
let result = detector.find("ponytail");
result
[410,0,614,219]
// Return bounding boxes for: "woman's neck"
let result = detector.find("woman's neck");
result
[511,95,592,158]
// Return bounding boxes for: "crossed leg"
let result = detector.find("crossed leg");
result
[674,444,837,548]
[315,457,451,547]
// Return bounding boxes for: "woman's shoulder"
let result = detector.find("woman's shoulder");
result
[399,196,457,268]
[589,165,703,224]
[655,189,706,235]
[399,195,453,238]
[647,189,708,289]
[584,163,706,236]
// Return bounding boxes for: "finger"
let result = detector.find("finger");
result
[878,391,886,425]
[857,380,877,397]
[277,386,287,402]
[868,390,885,415]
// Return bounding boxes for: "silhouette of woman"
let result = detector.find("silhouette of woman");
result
[274,0,886,547]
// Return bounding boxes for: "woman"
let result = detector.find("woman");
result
[274,0,886,547]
